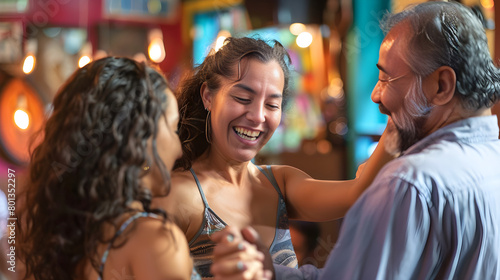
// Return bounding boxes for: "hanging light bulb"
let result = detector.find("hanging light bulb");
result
[148,28,166,63]
[78,55,91,68]
[22,54,35,74]
[148,38,165,63]
[289,23,306,35]
[22,39,38,74]
[14,95,29,130]
[296,31,313,48]
[480,0,494,9]
[78,42,93,68]
[215,30,231,52]
[14,109,29,130]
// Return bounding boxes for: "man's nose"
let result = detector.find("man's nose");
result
[371,83,382,104]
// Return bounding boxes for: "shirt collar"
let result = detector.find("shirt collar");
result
[402,115,499,156]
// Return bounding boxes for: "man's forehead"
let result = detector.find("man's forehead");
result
[378,23,412,75]
[380,23,411,54]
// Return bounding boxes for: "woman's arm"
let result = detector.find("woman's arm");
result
[282,122,395,222]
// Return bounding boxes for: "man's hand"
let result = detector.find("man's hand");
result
[211,227,274,280]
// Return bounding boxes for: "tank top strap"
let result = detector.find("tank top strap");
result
[98,212,160,280]
[256,165,298,268]
[190,168,211,209]
[256,165,284,199]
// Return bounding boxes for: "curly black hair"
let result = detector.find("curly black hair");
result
[19,56,172,279]
[174,36,292,170]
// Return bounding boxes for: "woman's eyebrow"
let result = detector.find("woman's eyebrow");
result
[233,84,283,99]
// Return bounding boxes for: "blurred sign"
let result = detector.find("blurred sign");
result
[0,22,23,63]
[104,0,180,20]
[0,0,28,13]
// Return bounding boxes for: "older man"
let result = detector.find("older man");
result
[211,2,500,279]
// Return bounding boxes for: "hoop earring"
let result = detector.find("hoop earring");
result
[143,158,152,172]
[205,109,212,144]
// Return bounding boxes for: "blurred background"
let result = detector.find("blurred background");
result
[0,0,499,274]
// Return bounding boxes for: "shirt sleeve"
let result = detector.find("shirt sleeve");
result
[318,176,432,280]
[274,264,320,280]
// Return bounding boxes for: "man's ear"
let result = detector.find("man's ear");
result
[429,66,456,106]
[200,82,212,110]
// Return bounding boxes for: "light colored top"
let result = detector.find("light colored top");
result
[189,165,298,278]
[275,115,500,280]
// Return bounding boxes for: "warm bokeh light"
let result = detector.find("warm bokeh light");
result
[94,50,108,60]
[296,32,313,48]
[78,55,91,68]
[133,52,147,63]
[317,139,332,154]
[14,109,29,130]
[148,38,166,63]
[22,54,35,74]
[215,30,231,52]
[480,0,494,9]
[327,78,344,98]
[289,23,306,35]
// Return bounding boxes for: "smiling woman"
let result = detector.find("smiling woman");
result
[152,37,395,279]
[202,58,284,163]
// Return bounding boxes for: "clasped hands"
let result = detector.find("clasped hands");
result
[210,227,273,280]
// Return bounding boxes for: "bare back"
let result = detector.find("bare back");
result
[80,215,193,280]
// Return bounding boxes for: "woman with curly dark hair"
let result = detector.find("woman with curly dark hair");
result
[18,57,199,280]
[153,37,394,278]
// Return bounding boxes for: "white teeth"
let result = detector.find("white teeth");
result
[234,127,261,140]
[239,134,257,141]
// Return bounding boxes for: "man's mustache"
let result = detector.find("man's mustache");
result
[378,104,391,115]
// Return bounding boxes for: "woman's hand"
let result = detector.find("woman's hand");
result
[355,162,366,178]
[211,227,273,280]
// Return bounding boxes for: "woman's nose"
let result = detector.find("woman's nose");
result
[246,103,266,123]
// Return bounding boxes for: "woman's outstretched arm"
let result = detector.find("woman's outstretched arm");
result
[280,120,396,222]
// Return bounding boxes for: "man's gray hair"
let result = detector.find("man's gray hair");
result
[381,1,500,111]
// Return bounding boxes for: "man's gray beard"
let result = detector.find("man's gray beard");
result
[385,78,432,155]
[388,107,428,155]
[383,120,402,157]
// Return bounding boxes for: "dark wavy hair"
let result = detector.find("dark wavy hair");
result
[175,36,292,170]
[19,57,172,279]
[381,1,500,111]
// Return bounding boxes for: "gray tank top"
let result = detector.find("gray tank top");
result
[188,165,298,278]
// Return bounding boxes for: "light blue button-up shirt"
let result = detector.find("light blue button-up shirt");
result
[276,115,500,280]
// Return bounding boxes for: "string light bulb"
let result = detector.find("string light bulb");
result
[289,23,306,35]
[296,31,313,48]
[22,54,35,74]
[215,30,231,52]
[14,109,29,130]
[78,42,92,68]
[148,29,166,63]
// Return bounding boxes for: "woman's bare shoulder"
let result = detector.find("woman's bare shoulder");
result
[153,169,198,206]
[152,168,205,237]
[129,218,193,279]
[258,164,310,179]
